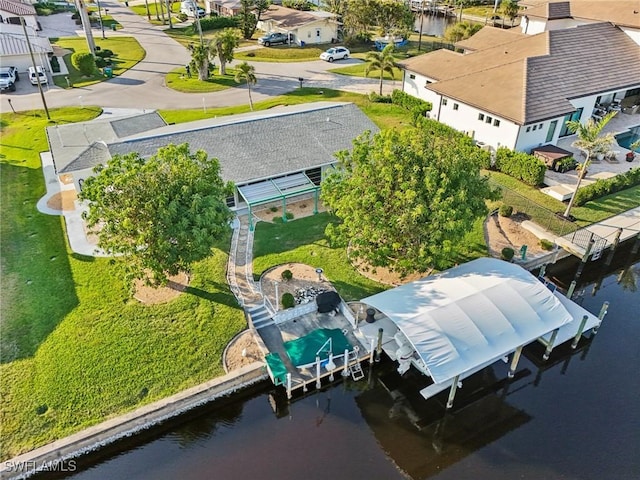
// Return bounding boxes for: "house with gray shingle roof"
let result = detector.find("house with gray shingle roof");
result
[47,103,379,222]
[0,0,38,30]
[0,23,52,72]
[400,21,640,153]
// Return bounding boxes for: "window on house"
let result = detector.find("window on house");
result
[533,125,537,131]
[453,103,459,110]
[526,126,531,132]
[316,29,321,37]
[494,119,500,127]
[478,113,484,121]
[442,99,448,106]
[226,195,236,208]
[486,116,492,124]
[538,123,543,129]
[409,74,415,79]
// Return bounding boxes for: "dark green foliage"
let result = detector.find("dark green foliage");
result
[35,404,48,415]
[282,0,312,10]
[499,204,513,217]
[501,247,515,261]
[494,147,546,186]
[540,239,554,251]
[285,211,294,220]
[71,52,96,76]
[178,12,188,22]
[270,206,278,212]
[555,157,577,173]
[281,269,293,281]
[574,167,640,206]
[391,89,432,116]
[95,49,114,58]
[281,292,295,309]
[368,92,392,103]
[95,57,107,68]
[50,56,60,73]
[197,16,238,32]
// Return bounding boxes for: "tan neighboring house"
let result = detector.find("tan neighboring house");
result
[400,22,640,153]
[204,0,241,17]
[0,23,52,73]
[0,0,38,30]
[257,5,339,45]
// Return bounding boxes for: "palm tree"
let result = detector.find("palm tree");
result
[563,111,617,218]
[444,21,482,43]
[500,0,520,27]
[365,44,397,96]
[234,62,257,111]
[188,41,214,81]
[214,28,240,76]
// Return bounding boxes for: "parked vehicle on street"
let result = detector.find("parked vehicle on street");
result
[0,66,19,92]
[28,66,48,86]
[258,32,290,47]
[180,1,205,17]
[319,47,350,62]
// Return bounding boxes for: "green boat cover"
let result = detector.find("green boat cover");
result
[284,328,352,368]
[265,353,288,386]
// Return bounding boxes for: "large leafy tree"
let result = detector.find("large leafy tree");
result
[323,0,346,17]
[234,61,257,110]
[375,0,414,39]
[321,119,497,277]
[79,143,234,286]
[444,20,482,43]
[365,43,397,95]
[342,0,377,42]
[214,28,240,75]
[188,41,214,81]
[563,112,616,218]
[238,0,257,39]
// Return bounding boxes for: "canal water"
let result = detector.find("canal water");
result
[413,14,454,37]
[59,250,639,480]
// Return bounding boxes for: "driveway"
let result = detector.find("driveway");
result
[0,2,390,114]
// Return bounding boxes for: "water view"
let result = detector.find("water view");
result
[413,14,454,38]
[57,250,639,480]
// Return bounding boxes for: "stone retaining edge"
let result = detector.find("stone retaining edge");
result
[1,363,268,480]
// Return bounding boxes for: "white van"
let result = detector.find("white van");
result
[180,1,205,17]
[28,66,48,86]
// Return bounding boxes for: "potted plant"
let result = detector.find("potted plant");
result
[626,140,640,162]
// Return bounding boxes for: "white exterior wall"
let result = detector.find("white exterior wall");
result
[620,26,640,46]
[296,22,337,44]
[437,99,520,150]
[514,117,564,152]
[520,16,546,35]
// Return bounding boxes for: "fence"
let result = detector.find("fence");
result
[490,180,578,237]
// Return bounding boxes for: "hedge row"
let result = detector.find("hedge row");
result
[494,147,546,186]
[198,16,238,31]
[574,167,640,206]
[391,89,432,115]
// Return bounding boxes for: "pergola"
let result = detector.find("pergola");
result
[237,172,321,230]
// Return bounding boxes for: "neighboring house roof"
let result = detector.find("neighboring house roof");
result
[455,26,527,52]
[107,103,378,185]
[47,112,167,174]
[0,0,36,15]
[523,1,640,29]
[207,0,241,10]
[260,5,337,29]
[0,32,51,55]
[401,22,640,125]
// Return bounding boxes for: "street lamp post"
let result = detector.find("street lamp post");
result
[97,0,106,39]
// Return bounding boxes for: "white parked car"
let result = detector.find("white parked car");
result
[320,47,350,62]
[28,66,47,86]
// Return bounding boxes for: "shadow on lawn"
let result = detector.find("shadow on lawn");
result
[1,164,80,364]
[185,286,240,309]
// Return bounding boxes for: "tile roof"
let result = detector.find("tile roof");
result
[260,5,337,29]
[107,103,379,185]
[0,0,36,15]
[523,1,640,28]
[455,26,527,52]
[402,22,640,124]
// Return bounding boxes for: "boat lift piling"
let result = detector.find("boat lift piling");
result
[571,315,589,348]
[605,228,623,266]
[542,329,559,360]
[375,328,384,362]
[446,375,460,409]
[592,301,609,335]
[508,346,524,378]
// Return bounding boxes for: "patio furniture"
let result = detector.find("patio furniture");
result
[605,151,620,163]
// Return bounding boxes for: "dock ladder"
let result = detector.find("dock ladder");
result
[347,350,365,381]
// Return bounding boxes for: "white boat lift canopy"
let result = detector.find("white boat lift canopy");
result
[361,258,575,386]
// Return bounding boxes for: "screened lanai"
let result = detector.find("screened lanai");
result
[238,172,322,230]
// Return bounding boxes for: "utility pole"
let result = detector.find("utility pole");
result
[21,18,50,119]
[97,0,106,39]
[75,0,96,55]
[165,0,173,28]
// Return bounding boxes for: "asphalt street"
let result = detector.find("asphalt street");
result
[0,1,395,113]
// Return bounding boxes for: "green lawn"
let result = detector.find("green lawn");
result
[235,45,327,62]
[0,108,246,459]
[328,62,404,81]
[51,37,145,88]
[160,87,414,130]
[166,66,244,93]
[130,2,181,26]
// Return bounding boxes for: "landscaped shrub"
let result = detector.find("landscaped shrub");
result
[391,89,432,116]
[574,167,640,206]
[494,147,546,186]
[368,92,392,103]
[95,49,114,58]
[499,204,513,217]
[540,239,554,251]
[71,52,96,76]
[555,157,577,173]
[501,247,515,261]
[95,57,107,68]
[50,56,60,73]
[197,16,237,32]
[281,292,295,309]
[178,12,188,22]
[285,211,294,220]
[281,269,293,281]
[270,206,278,212]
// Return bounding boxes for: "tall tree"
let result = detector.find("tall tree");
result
[323,0,346,17]
[238,0,258,39]
[342,0,377,42]
[214,28,240,76]
[375,0,414,39]
[500,0,519,27]
[444,20,482,42]
[321,119,497,277]
[79,144,234,286]
[188,41,214,81]
[365,43,397,95]
[234,61,257,111]
[563,112,617,218]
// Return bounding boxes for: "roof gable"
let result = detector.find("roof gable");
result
[260,5,337,29]
[0,0,36,15]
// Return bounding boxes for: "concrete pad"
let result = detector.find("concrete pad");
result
[541,184,574,201]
